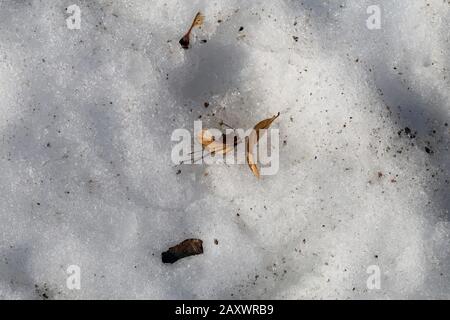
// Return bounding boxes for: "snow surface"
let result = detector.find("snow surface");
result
[0,0,449,299]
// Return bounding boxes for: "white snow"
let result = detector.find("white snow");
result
[0,0,449,299]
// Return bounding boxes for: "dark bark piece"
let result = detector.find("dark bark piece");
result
[162,239,203,264]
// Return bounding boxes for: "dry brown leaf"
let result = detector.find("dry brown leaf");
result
[194,113,279,179]
[197,129,234,155]
[253,112,281,140]
[246,149,260,179]
[192,12,205,28]
[205,141,233,155]
[246,112,280,179]
[162,238,203,264]
[197,129,214,146]
[179,12,204,49]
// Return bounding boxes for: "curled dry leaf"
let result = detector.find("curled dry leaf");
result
[247,150,260,179]
[194,114,279,179]
[179,12,204,49]
[197,129,214,146]
[197,129,234,155]
[162,238,204,264]
[246,112,280,179]
[206,142,234,155]
[253,112,281,140]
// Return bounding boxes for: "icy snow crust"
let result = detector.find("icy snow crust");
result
[0,0,449,299]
